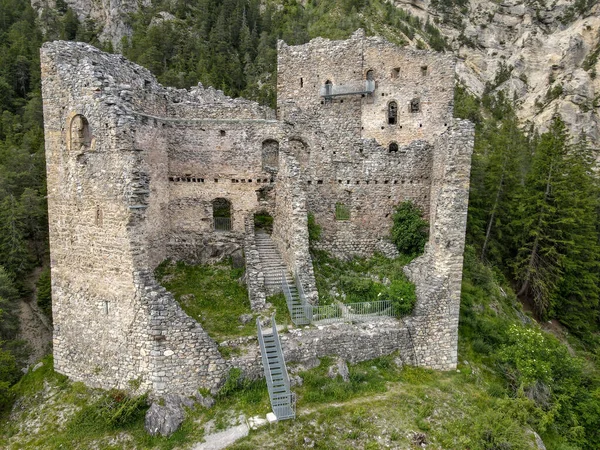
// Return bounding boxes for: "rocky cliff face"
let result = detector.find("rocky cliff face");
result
[31,0,147,49]
[396,0,600,145]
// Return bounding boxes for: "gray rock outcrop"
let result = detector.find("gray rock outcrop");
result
[145,394,195,437]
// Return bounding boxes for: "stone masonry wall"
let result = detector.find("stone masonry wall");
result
[228,318,417,381]
[272,151,319,302]
[404,121,475,370]
[277,30,453,259]
[244,217,267,310]
[42,41,230,395]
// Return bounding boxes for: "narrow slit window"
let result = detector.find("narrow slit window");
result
[388,101,398,125]
[300,77,303,87]
[392,67,400,79]
[410,98,420,113]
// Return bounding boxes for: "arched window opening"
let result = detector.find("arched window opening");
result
[335,202,350,221]
[262,139,279,173]
[388,101,398,125]
[410,98,420,113]
[212,198,232,231]
[366,70,374,81]
[69,114,92,152]
[289,138,310,168]
[389,142,399,153]
[421,65,428,76]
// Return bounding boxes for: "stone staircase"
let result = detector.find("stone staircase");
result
[255,231,307,323]
[255,232,291,295]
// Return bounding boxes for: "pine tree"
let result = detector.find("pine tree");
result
[512,116,599,323]
[552,135,600,335]
[0,194,30,275]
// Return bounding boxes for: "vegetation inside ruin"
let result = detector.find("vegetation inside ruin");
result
[155,259,255,342]
[4,250,600,449]
[390,201,429,256]
[311,250,416,315]
[253,212,274,234]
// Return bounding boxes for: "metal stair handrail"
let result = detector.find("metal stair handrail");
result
[256,316,296,420]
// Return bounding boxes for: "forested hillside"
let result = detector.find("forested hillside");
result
[1,0,600,448]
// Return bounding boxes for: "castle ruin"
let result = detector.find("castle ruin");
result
[41,30,474,396]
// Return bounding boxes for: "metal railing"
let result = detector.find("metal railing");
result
[282,272,311,325]
[312,300,396,325]
[256,316,296,420]
[282,270,396,325]
[320,80,376,98]
[213,217,232,231]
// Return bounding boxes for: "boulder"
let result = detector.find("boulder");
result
[144,394,195,436]
[327,357,350,382]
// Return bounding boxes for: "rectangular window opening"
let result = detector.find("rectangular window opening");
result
[335,203,350,221]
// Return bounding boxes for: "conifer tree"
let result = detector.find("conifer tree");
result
[512,116,599,326]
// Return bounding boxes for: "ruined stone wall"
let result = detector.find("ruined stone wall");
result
[43,31,473,391]
[244,217,267,310]
[42,41,152,390]
[42,41,229,395]
[277,30,455,259]
[228,319,417,380]
[404,120,475,370]
[277,29,454,148]
[305,139,433,258]
[165,119,281,262]
[271,152,318,302]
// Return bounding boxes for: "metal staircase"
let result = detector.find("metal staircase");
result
[256,316,296,420]
[282,271,311,325]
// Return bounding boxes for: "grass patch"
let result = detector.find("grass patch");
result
[312,250,416,315]
[155,259,254,341]
[0,356,211,450]
[266,291,292,326]
[296,356,401,405]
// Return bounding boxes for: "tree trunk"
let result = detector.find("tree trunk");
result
[481,170,505,260]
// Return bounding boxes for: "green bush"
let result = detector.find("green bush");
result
[253,213,273,233]
[36,267,52,319]
[307,212,321,243]
[380,279,416,315]
[391,201,428,256]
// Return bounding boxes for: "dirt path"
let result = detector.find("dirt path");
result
[17,267,53,366]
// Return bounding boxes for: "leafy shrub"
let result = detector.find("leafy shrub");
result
[380,279,416,315]
[391,201,428,256]
[36,267,52,319]
[253,213,273,233]
[307,212,321,243]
